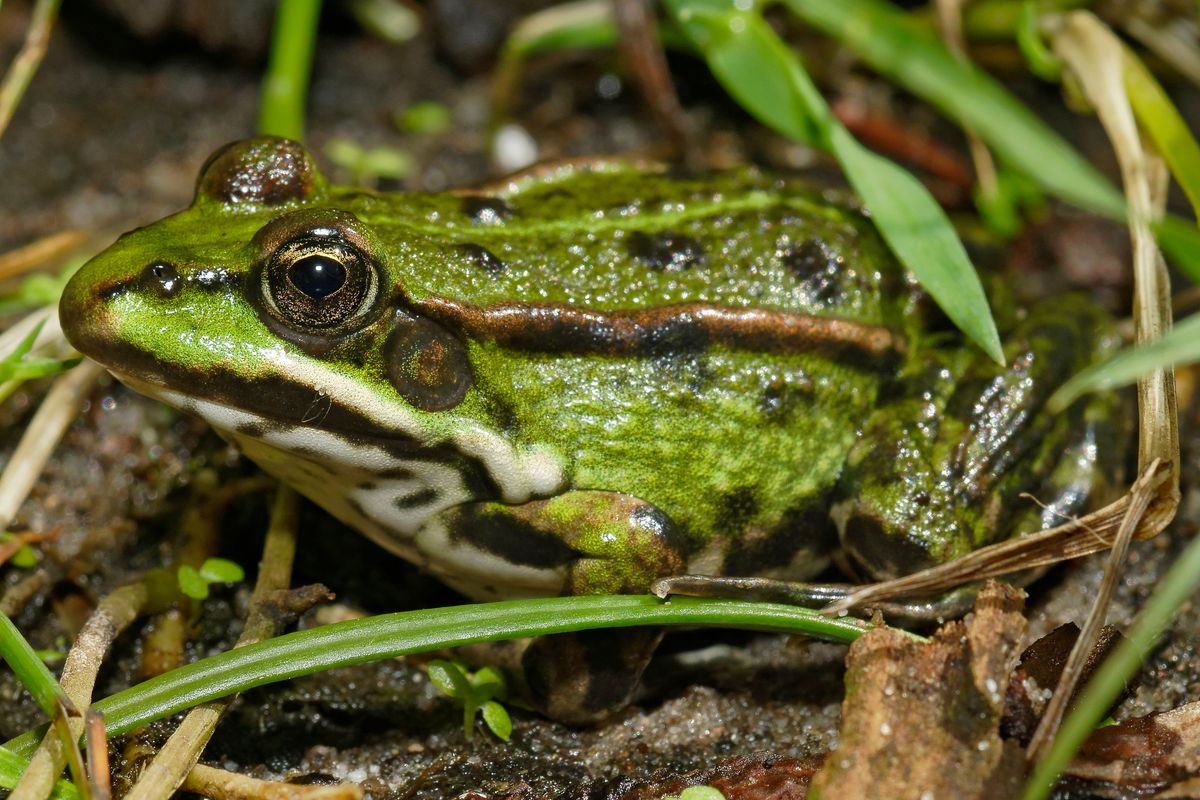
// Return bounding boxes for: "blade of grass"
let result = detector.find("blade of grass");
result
[1049,311,1200,410]
[0,594,880,770]
[1123,49,1200,220]
[258,0,323,141]
[1155,216,1200,285]
[503,0,618,57]
[1022,525,1200,800]
[663,1,1003,362]
[0,612,71,718]
[0,748,76,800]
[780,0,1125,217]
[0,0,62,141]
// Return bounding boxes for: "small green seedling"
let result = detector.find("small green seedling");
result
[0,319,79,385]
[663,786,727,800]
[427,659,516,742]
[1,533,39,568]
[0,272,73,315]
[34,648,65,667]
[177,558,245,601]
[394,101,451,135]
[324,138,414,186]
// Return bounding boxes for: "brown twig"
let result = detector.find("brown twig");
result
[613,0,691,159]
[0,229,91,282]
[0,569,50,617]
[11,582,149,800]
[934,0,999,196]
[182,764,363,800]
[1023,10,1179,765]
[1025,459,1161,762]
[85,710,111,800]
[0,529,60,568]
[0,359,105,532]
[123,487,305,800]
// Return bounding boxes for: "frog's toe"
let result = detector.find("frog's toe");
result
[522,627,664,724]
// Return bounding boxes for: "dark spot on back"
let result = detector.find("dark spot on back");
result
[783,239,843,302]
[377,466,416,480]
[458,243,505,275]
[235,421,266,438]
[461,196,513,225]
[759,374,812,419]
[626,231,705,271]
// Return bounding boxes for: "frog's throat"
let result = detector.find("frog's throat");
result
[110,369,565,506]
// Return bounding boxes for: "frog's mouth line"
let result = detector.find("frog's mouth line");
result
[107,366,428,450]
[90,335,564,505]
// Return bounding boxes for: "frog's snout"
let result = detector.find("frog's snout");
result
[58,253,130,365]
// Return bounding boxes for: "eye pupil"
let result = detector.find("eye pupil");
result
[288,254,347,300]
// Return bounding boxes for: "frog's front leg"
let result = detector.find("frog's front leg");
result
[419,491,687,724]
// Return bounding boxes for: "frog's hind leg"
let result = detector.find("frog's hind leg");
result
[832,294,1122,587]
[417,491,687,724]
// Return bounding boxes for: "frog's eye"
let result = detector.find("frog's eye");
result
[259,233,380,336]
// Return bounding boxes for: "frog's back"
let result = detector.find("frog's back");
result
[348,162,904,324]
[341,162,909,576]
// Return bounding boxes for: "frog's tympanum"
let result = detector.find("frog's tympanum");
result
[60,137,1121,723]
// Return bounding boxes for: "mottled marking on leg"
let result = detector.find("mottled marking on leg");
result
[447,504,578,569]
[721,503,836,579]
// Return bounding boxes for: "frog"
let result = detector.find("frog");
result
[58,137,1121,724]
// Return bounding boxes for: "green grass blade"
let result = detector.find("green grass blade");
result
[0,611,69,718]
[0,747,77,800]
[664,2,826,146]
[1123,50,1200,220]
[664,1,1003,362]
[1022,527,1200,799]
[781,0,1125,217]
[1049,311,1200,410]
[258,0,323,141]
[503,0,618,58]
[1,595,875,768]
[829,126,1002,362]
[1156,216,1200,284]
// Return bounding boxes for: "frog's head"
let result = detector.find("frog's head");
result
[59,137,478,449]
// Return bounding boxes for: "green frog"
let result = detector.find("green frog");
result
[59,137,1119,723]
